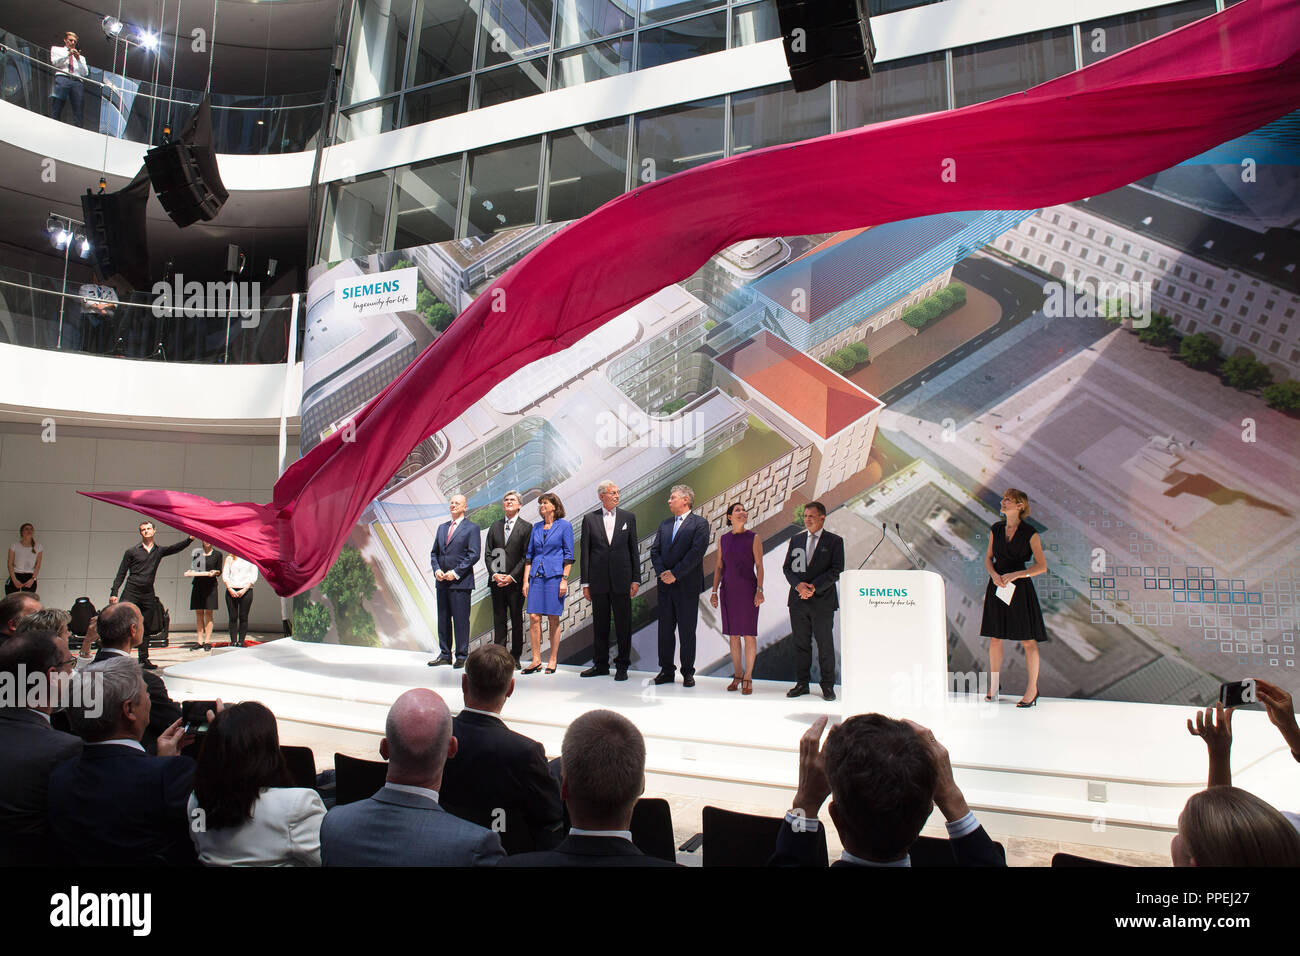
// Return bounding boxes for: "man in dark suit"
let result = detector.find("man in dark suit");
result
[580,480,640,681]
[649,484,710,687]
[0,629,82,865]
[93,602,182,753]
[321,688,505,866]
[484,490,531,667]
[429,494,481,668]
[440,645,564,853]
[771,715,1006,867]
[500,709,679,867]
[783,501,845,701]
[47,656,195,866]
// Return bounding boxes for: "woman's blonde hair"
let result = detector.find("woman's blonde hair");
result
[1002,489,1030,519]
[1178,787,1300,866]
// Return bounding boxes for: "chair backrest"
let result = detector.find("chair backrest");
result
[441,801,536,855]
[630,797,676,863]
[334,752,389,806]
[280,745,317,790]
[1051,851,1126,867]
[702,805,827,867]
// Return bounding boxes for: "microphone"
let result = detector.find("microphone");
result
[858,521,887,569]
[894,523,924,569]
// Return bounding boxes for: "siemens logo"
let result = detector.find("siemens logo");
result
[341,280,401,300]
[859,588,908,597]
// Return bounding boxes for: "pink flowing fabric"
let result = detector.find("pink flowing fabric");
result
[83,0,1300,596]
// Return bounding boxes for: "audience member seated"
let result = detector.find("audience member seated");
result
[771,715,1006,867]
[321,688,504,866]
[501,709,680,867]
[440,644,564,852]
[1172,786,1300,866]
[94,602,182,753]
[0,591,41,645]
[47,657,196,865]
[189,701,326,866]
[15,608,71,643]
[0,628,82,864]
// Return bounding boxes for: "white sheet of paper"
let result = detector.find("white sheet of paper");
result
[996,581,1016,605]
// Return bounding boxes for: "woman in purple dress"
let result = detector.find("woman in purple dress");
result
[710,503,765,696]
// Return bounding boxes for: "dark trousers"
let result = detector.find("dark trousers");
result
[437,586,472,661]
[226,589,253,646]
[120,586,158,662]
[790,600,837,687]
[657,583,698,676]
[490,583,524,660]
[591,591,632,669]
[50,75,84,126]
[4,573,35,595]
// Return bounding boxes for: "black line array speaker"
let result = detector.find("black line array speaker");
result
[144,97,229,227]
[80,172,151,292]
[775,0,876,92]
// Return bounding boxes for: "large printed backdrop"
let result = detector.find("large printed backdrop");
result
[295,118,1300,704]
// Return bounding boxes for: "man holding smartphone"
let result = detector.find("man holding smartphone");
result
[49,31,89,127]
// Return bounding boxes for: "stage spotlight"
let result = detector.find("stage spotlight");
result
[54,229,70,250]
[45,214,61,237]
[137,30,159,51]
[78,236,91,257]
[101,15,124,38]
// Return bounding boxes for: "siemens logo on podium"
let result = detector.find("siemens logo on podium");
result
[859,587,909,597]
[341,280,401,299]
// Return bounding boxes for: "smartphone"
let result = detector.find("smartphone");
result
[1219,679,1257,708]
[181,700,218,735]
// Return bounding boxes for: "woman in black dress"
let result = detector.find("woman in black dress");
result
[185,541,224,651]
[980,489,1048,706]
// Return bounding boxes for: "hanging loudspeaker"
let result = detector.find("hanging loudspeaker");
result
[775,0,875,93]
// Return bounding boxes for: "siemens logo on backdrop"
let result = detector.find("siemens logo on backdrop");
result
[859,587,908,597]
[335,267,417,318]
[341,280,401,299]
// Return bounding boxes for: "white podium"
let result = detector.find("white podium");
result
[840,569,950,732]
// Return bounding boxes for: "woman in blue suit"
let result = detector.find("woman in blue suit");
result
[521,492,573,674]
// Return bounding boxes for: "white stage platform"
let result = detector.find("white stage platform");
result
[162,640,1300,854]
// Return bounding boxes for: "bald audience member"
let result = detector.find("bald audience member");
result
[320,689,504,866]
[93,602,181,753]
[0,591,40,645]
[502,710,679,867]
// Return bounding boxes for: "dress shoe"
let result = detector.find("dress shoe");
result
[614,668,628,682]
[453,659,466,669]
[652,671,675,685]
[682,675,695,688]
[428,656,452,667]
[521,662,543,674]
[141,661,159,671]
[821,686,836,702]
[1017,693,1039,708]
[727,675,741,692]
[580,665,610,678]
[786,682,810,698]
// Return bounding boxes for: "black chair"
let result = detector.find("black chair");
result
[630,798,676,863]
[702,806,827,867]
[333,753,389,806]
[442,801,536,855]
[1051,851,1126,867]
[909,834,1007,866]
[280,745,317,790]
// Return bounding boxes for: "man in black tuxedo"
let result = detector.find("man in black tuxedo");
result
[783,501,844,701]
[484,491,531,667]
[500,709,679,868]
[93,601,182,754]
[0,629,82,865]
[771,715,1006,867]
[47,656,196,866]
[649,485,710,687]
[580,480,640,681]
[439,645,564,853]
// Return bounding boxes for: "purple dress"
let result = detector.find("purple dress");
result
[719,530,760,635]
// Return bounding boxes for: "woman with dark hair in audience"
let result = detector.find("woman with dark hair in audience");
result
[7,523,42,595]
[710,502,764,696]
[189,701,325,866]
[521,492,573,675]
[1172,786,1300,866]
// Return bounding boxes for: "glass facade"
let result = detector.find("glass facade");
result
[951,27,1075,108]
[1079,0,1217,67]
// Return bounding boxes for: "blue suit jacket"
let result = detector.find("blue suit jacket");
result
[649,512,710,591]
[524,519,574,579]
[321,784,505,866]
[431,518,481,591]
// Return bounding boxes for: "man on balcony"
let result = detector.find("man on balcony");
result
[49,32,89,127]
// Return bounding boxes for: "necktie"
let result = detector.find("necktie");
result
[505,519,512,539]
[672,515,683,541]
[446,520,456,545]
[604,510,615,542]
[807,533,818,560]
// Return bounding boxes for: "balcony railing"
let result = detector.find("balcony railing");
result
[0,32,326,155]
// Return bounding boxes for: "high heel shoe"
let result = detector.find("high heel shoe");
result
[522,662,542,674]
[741,679,752,696]
[727,675,741,692]
[545,663,557,674]
[1016,692,1039,708]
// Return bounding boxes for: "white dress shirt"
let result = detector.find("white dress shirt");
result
[187,788,325,866]
[50,46,89,77]
[603,509,616,543]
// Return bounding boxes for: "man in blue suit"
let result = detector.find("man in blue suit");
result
[321,689,504,866]
[429,494,481,668]
[649,485,710,687]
